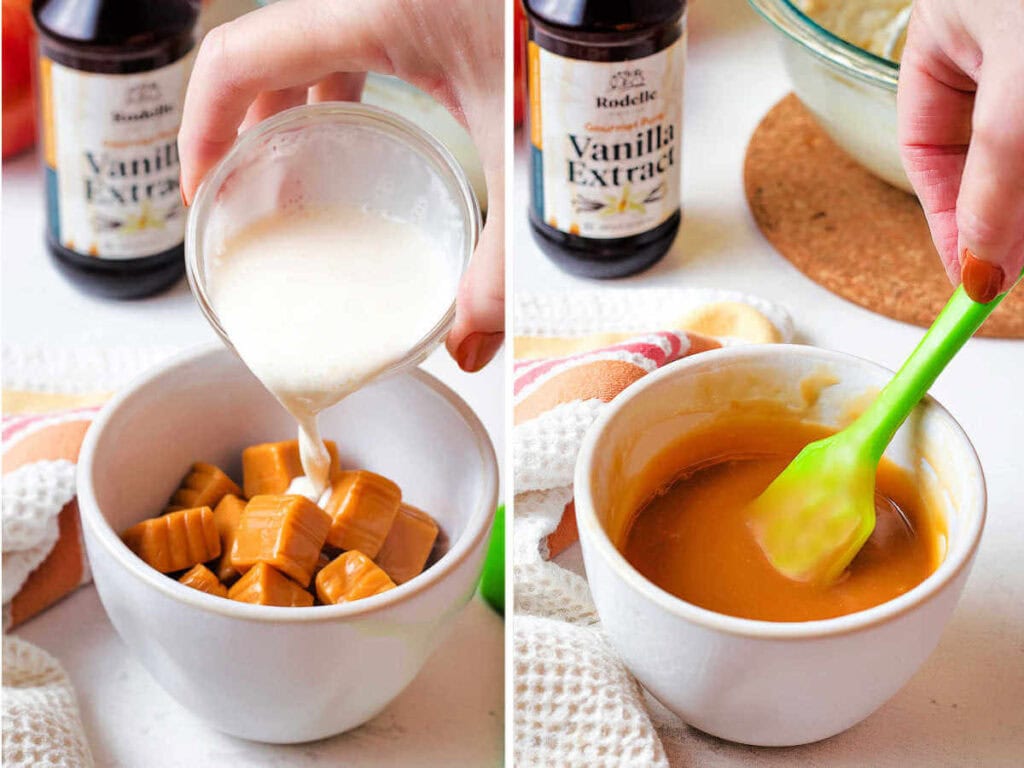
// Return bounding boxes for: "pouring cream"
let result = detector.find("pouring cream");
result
[207,204,455,496]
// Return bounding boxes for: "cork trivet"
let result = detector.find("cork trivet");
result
[744,93,1024,338]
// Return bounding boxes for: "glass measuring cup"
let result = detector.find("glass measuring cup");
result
[185,101,481,380]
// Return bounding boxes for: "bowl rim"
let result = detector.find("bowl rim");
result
[574,344,986,640]
[184,101,482,381]
[748,0,900,91]
[77,343,499,623]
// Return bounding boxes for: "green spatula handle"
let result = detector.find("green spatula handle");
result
[849,269,1022,462]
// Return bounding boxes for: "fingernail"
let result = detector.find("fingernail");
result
[179,173,189,208]
[961,249,1005,303]
[457,332,504,373]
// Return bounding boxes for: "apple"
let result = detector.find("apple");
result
[514,0,525,126]
[3,0,37,158]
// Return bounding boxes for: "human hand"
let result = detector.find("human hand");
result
[898,0,1024,303]
[178,0,504,371]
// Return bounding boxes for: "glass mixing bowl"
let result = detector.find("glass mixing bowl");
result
[748,0,910,193]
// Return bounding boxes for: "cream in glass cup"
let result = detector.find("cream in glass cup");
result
[186,102,481,498]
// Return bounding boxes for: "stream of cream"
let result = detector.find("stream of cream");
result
[208,205,454,495]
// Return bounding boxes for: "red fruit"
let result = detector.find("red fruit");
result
[514,1,525,126]
[3,90,34,157]
[3,0,37,158]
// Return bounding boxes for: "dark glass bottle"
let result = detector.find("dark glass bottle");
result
[32,0,199,299]
[524,0,686,279]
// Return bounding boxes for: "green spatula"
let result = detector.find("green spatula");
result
[749,272,1020,586]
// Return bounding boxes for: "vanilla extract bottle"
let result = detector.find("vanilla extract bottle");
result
[33,0,200,299]
[525,0,686,278]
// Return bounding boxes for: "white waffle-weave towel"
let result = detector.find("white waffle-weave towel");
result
[2,344,177,767]
[2,636,94,767]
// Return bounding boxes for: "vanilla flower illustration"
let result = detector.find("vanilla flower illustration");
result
[601,185,645,216]
[120,200,166,233]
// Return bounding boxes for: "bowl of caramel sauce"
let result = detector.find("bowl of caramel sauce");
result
[574,344,985,746]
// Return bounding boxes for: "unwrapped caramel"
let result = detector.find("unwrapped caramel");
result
[376,503,439,585]
[242,440,342,498]
[179,563,228,597]
[228,562,314,607]
[230,495,331,586]
[212,494,246,583]
[125,441,442,608]
[323,471,401,557]
[166,462,241,513]
[316,550,396,605]
[122,507,220,573]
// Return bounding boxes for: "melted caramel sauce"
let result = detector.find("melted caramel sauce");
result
[621,419,943,622]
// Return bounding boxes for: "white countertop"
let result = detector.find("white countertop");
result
[0,0,505,757]
[15,589,503,768]
[518,0,1023,765]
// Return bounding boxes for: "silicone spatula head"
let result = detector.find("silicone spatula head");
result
[747,435,878,584]
[748,274,1019,586]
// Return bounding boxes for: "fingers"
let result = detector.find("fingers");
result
[179,0,507,371]
[445,32,505,372]
[446,77,505,373]
[239,86,308,134]
[238,73,366,143]
[308,72,366,103]
[898,2,1024,301]
[447,214,505,372]
[179,0,390,202]
[954,60,1024,300]
[897,14,974,285]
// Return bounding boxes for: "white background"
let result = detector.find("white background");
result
[2,2,503,766]
[516,0,1022,765]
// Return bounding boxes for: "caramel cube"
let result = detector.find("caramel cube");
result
[122,507,220,573]
[310,549,340,603]
[323,471,401,557]
[241,440,342,498]
[228,562,313,607]
[166,462,241,513]
[375,503,440,584]
[212,494,246,583]
[315,551,396,605]
[179,564,228,598]
[230,495,331,586]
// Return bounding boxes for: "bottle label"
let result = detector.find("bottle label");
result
[528,33,685,240]
[38,54,192,260]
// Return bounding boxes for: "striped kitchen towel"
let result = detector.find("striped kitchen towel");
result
[2,345,176,628]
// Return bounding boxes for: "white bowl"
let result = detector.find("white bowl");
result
[749,0,911,193]
[77,345,498,744]
[575,345,985,746]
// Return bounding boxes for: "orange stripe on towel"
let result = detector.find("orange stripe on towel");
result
[683,332,722,356]
[547,500,579,559]
[9,499,86,627]
[3,419,92,469]
[515,360,647,424]
[3,411,97,627]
